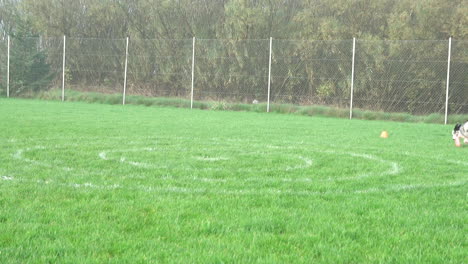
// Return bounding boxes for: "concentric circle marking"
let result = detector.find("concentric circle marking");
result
[12,146,73,172]
[4,136,466,196]
[1,175,466,196]
[99,148,164,169]
[97,147,315,173]
[11,142,399,183]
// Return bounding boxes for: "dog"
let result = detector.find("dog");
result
[452,121,468,147]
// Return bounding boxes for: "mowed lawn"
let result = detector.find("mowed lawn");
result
[0,98,466,263]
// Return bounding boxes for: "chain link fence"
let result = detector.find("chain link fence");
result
[194,39,269,106]
[271,40,352,109]
[1,36,466,122]
[6,37,62,98]
[450,40,468,115]
[127,38,192,100]
[0,38,6,96]
[354,40,448,116]
[67,38,126,96]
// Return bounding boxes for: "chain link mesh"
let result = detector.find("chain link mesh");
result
[271,40,353,109]
[127,38,192,99]
[0,38,7,96]
[354,40,448,116]
[194,39,269,105]
[449,40,468,116]
[66,38,126,95]
[8,37,63,98]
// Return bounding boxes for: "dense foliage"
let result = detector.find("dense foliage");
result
[1,0,465,40]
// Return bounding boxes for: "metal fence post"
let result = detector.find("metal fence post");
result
[7,35,10,98]
[123,37,129,105]
[62,35,66,101]
[444,37,452,125]
[267,37,272,113]
[349,37,356,119]
[191,37,195,109]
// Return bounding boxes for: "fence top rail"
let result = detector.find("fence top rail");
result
[67,37,127,40]
[196,38,268,41]
[5,36,467,42]
[274,39,353,42]
[355,39,451,43]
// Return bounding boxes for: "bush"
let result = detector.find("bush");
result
[10,37,55,96]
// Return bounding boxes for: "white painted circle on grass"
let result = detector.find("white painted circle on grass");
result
[5,136,467,196]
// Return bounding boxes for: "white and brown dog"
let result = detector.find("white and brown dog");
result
[452,122,468,147]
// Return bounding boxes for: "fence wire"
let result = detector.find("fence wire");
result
[354,40,448,116]
[128,38,192,99]
[66,38,126,96]
[194,39,269,105]
[450,40,468,115]
[272,40,353,108]
[1,37,467,121]
[8,37,63,98]
[0,38,6,96]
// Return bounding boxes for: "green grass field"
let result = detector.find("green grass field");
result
[0,98,466,263]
